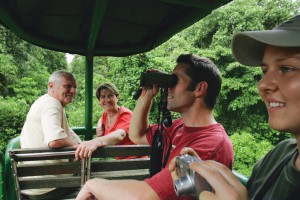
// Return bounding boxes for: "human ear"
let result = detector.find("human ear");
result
[48,82,54,90]
[195,81,207,97]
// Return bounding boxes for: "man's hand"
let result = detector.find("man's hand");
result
[190,160,248,200]
[140,84,159,99]
[169,147,200,181]
[74,137,104,160]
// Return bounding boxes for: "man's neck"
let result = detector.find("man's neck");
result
[181,109,217,127]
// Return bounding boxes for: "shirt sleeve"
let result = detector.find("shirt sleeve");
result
[146,124,159,144]
[41,100,68,145]
[145,168,179,200]
[113,108,132,133]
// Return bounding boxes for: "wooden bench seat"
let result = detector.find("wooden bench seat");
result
[9,145,151,200]
[9,148,84,200]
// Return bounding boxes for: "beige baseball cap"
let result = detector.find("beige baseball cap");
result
[231,15,300,66]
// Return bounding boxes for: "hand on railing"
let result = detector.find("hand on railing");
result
[74,138,104,160]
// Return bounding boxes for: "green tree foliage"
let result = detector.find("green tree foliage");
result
[230,131,273,176]
[0,97,28,152]
[0,53,16,97]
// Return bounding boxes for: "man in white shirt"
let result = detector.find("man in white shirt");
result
[20,70,81,199]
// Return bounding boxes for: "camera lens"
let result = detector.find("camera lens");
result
[174,175,195,196]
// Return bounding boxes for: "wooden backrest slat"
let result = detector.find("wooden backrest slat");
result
[17,162,81,177]
[91,145,151,157]
[19,176,82,189]
[91,159,150,172]
[10,148,75,161]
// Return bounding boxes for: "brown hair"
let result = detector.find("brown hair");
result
[95,83,119,100]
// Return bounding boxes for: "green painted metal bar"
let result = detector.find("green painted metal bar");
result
[84,0,108,140]
[87,0,108,53]
[0,152,4,200]
[84,55,94,140]
[4,136,20,200]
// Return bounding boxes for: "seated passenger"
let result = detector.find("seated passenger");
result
[75,82,141,159]
[20,70,82,199]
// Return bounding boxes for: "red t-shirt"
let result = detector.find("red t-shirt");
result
[101,106,146,159]
[145,118,234,200]
[101,106,133,145]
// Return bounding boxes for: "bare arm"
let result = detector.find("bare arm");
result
[76,178,160,200]
[99,129,126,145]
[74,129,126,160]
[129,86,159,144]
[96,117,104,136]
[48,134,80,148]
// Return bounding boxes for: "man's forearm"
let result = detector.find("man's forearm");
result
[48,135,79,148]
[129,95,152,144]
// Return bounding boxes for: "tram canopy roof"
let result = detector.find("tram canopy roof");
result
[0,0,231,57]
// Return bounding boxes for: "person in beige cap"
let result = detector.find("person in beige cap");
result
[169,15,300,200]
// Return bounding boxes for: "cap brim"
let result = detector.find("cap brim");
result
[231,30,300,66]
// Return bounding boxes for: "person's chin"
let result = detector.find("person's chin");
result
[167,105,175,111]
[64,100,73,105]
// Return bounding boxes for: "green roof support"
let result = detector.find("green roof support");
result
[84,55,94,140]
[84,0,108,140]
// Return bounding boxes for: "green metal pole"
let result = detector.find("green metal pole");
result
[84,55,94,140]
[84,0,108,140]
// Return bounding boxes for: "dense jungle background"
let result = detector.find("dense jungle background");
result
[1,0,300,176]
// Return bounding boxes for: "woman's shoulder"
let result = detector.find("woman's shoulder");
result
[119,106,132,114]
[273,138,297,153]
[255,138,297,168]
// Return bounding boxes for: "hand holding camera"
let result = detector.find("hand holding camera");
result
[174,154,213,198]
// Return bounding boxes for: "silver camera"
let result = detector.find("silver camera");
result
[174,154,212,198]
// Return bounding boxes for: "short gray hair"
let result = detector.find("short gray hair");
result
[48,70,75,84]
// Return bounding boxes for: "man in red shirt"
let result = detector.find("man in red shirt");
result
[76,54,234,200]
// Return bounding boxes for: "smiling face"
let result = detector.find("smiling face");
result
[258,45,300,134]
[48,74,77,107]
[98,88,119,112]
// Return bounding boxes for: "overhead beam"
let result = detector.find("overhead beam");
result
[157,0,227,9]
